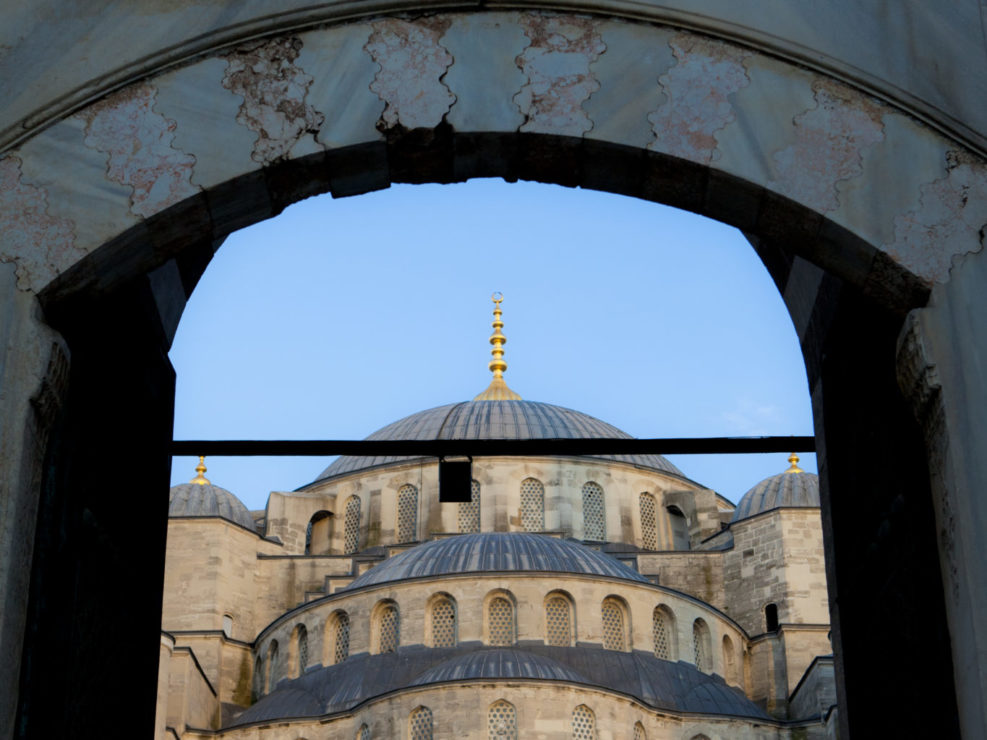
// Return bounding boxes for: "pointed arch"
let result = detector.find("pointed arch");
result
[545,591,574,647]
[520,477,545,532]
[601,596,629,651]
[571,705,596,739]
[373,600,400,654]
[653,604,676,660]
[692,618,712,673]
[427,592,457,648]
[326,610,350,665]
[582,482,605,541]
[343,496,362,554]
[397,483,418,543]
[488,699,517,739]
[409,706,433,740]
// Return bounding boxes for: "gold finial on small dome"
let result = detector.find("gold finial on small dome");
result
[784,453,804,474]
[473,292,522,401]
[191,455,211,485]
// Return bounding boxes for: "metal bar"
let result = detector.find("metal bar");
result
[171,436,815,456]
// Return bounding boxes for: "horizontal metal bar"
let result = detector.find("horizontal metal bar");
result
[171,436,815,457]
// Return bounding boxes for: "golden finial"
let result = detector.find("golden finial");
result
[473,292,522,401]
[784,453,804,474]
[191,455,211,485]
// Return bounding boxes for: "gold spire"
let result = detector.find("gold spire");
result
[473,292,522,401]
[784,453,804,474]
[191,455,211,485]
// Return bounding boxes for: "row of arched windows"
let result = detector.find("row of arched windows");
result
[333,482,683,551]
[257,596,736,696]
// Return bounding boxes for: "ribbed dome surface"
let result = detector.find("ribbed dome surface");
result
[310,400,684,483]
[168,483,256,530]
[731,471,820,522]
[411,648,588,685]
[345,533,650,590]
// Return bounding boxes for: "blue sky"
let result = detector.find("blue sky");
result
[169,178,817,511]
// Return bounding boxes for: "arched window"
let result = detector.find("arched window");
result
[409,706,433,740]
[667,505,689,550]
[652,605,675,660]
[343,496,361,554]
[429,594,457,648]
[356,724,370,740]
[375,601,400,654]
[545,594,573,647]
[722,634,737,685]
[397,484,418,543]
[488,699,517,739]
[520,478,545,532]
[601,598,626,651]
[582,482,605,541]
[252,654,263,700]
[488,595,515,646]
[294,624,308,676]
[639,493,658,549]
[765,602,779,632]
[305,510,332,555]
[571,705,597,739]
[633,722,647,740]
[692,619,711,673]
[327,610,350,664]
[459,479,481,532]
[266,640,279,691]
[689,735,711,740]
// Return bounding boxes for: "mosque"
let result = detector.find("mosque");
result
[157,298,837,739]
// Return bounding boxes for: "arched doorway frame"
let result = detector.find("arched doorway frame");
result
[2,10,984,739]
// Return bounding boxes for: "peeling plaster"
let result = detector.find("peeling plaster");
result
[0,155,79,291]
[890,150,987,283]
[223,37,325,164]
[515,13,605,136]
[78,83,197,219]
[366,18,455,130]
[771,80,884,214]
[648,34,749,164]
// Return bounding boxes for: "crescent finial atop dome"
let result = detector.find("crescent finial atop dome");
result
[191,455,211,485]
[474,292,522,401]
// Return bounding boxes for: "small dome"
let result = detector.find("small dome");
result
[168,482,256,530]
[732,460,820,522]
[345,532,650,590]
[308,400,685,484]
[411,648,589,685]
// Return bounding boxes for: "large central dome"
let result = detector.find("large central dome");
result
[308,400,685,483]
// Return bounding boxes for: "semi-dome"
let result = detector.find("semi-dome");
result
[169,460,256,530]
[732,454,820,522]
[411,648,589,685]
[345,532,651,590]
[309,400,685,483]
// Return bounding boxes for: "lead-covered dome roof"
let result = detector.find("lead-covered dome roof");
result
[732,456,820,522]
[309,400,685,484]
[168,482,256,530]
[345,532,650,590]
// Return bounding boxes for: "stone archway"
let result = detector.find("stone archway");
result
[2,8,986,739]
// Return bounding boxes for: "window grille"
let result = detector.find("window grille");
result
[572,705,596,739]
[488,700,517,738]
[545,596,572,646]
[409,706,433,740]
[693,620,710,672]
[722,634,737,684]
[356,724,370,740]
[653,607,671,659]
[520,478,545,532]
[378,604,400,653]
[634,722,647,740]
[267,641,279,690]
[344,496,361,554]
[296,624,308,675]
[459,479,481,532]
[582,482,605,540]
[332,612,350,664]
[639,493,658,549]
[397,484,418,543]
[601,600,625,650]
[252,655,263,699]
[431,597,457,647]
[488,597,515,646]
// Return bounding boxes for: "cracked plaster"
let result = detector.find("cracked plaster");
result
[648,34,750,164]
[366,18,455,131]
[889,150,987,284]
[515,14,605,137]
[0,155,79,291]
[223,37,325,164]
[770,80,884,214]
[78,83,198,219]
